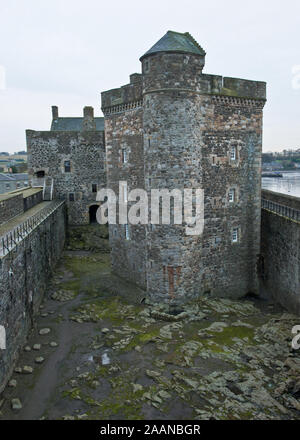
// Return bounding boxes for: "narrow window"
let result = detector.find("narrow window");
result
[230,146,236,161]
[229,188,235,203]
[232,228,239,243]
[144,60,150,73]
[121,149,128,164]
[64,160,71,173]
[92,184,97,193]
[125,224,130,240]
[69,193,75,202]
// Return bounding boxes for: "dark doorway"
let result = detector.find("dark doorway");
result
[89,205,99,224]
[36,170,45,178]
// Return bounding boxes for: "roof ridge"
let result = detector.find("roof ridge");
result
[184,32,206,55]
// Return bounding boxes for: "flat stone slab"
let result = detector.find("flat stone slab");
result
[39,328,51,335]
[11,398,22,410]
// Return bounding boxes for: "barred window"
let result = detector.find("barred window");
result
[232,228,239,243]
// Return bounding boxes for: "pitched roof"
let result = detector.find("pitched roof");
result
[6,173,28,181]
[0,173,15,181]
[140,31,206,61]
[51,117,104,132]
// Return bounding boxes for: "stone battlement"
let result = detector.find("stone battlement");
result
[101,74,143,112]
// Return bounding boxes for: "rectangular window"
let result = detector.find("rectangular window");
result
[232,228,239,243]
[229,188,235,203]
[121,149,128,164]
[92,184,97,193]
[230,146,236,161]
[69,193,75,202]
[64,160,71,173]
[125,224,130,240]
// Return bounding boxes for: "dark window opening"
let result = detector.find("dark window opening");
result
[92,184,97,193]
[69,193,75,202]
[36,170,45,178]
[89,205,99,224]
[64,160,71,173]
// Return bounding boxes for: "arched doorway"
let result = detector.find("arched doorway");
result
[89,205,99,224]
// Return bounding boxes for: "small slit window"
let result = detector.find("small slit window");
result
[69,193,75,202]
[121,149,128,164]
[64,160,71,173]
[92,184,97,193]
[230,146,237,161]
[144,60,150,73]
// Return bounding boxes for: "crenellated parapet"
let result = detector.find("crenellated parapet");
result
[101,73,143,115]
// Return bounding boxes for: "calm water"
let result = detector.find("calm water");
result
[262,171,300,198]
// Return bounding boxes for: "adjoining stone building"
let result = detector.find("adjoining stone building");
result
[27,106,106,225]
[102,30,266,304]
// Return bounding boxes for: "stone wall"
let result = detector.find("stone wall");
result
[0,194,23,225]
[261,189,300,315]
[23,190,43,212]
[102,74,146,289]
[0,201,66,392]
[102,48,266,304]
[27,130,106,225]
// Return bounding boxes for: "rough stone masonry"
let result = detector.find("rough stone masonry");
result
[26,30,266,305]
[101,30,266,304]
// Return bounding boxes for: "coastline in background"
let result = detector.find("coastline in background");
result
[262,171,300,198]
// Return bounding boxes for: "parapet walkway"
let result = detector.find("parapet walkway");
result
[0,200,63,257]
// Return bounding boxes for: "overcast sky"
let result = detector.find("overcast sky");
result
[0,0,299,153]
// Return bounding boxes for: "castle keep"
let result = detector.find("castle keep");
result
[27,30,267,303]
[101,31,266,302]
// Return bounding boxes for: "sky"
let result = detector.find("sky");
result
[0,0,299,153]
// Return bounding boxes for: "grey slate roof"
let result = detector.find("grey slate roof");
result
[140,31,206,61]
[51,117,104,132]
[0,173,16,181]
[6,173,28,181]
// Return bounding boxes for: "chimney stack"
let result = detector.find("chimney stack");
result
[52,106,58,119]
[83,106,96,131]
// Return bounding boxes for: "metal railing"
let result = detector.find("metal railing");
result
[0,200,64,257]
[262,198,300,222]
[30,177,44,188]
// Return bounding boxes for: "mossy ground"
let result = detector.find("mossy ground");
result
[1,233,299,420]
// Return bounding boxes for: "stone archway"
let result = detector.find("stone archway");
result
[89,204,99,224]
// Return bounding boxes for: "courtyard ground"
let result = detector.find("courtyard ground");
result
[0,229,300,420]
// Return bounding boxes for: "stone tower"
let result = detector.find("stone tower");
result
[102,30,266,304]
